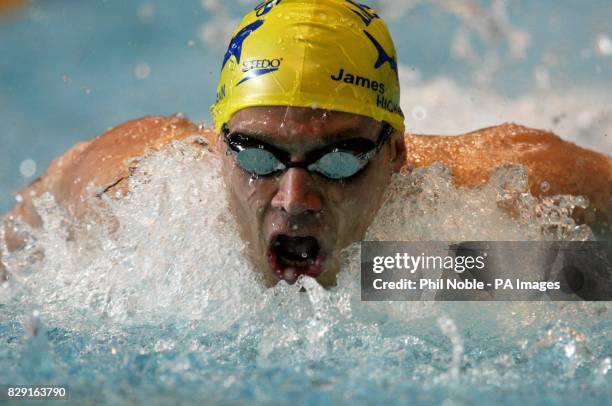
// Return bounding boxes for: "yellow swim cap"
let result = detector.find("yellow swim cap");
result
[211,0,404,134]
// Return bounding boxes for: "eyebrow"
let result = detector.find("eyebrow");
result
[226,127,378,150]
[226,130,377,156]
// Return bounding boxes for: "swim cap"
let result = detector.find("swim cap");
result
[211,0,404,134]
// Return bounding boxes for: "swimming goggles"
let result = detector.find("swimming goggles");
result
[222,123,393,180]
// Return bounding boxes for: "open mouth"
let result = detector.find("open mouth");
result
[267,234,325,284]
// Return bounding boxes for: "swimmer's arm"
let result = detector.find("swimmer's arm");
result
[1,116,216,279]
[405,123,612,236]
[2,118,609,234]
[4,115,215,225]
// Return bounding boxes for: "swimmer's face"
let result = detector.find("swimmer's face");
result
[220,106,406,286]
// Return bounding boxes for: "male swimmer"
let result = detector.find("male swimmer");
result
[2,0,611,286]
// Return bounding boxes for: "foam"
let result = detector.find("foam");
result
[0,140,608,403]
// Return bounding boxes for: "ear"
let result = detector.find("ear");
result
[389,131,407,173]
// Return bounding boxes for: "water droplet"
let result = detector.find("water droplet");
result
[137,3,155,23]
[134,63,151,80]
[595,34,612,56]
[19,158,37,178]
[412,106,427,121]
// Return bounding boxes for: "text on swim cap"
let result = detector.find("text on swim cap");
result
[331,68,385,94]
[238,58,283,85]
[377,94,403,117]
[242,58,282,72]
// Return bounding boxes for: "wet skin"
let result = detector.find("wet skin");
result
[221,107,406,286]
[2,115,610,284]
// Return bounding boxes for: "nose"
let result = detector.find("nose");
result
[271,167,323,215]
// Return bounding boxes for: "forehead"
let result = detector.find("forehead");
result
[228,106,382,147]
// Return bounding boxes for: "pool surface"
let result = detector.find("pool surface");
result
[0,1,611,404]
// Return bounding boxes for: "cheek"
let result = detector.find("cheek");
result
[329,159,391,208]
[326,164,391,239]
[222,156,275,223]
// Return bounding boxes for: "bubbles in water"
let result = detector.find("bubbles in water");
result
[596,357,611,377]
[398,67,611,152]
[576,110,594,129]
[19,158,36,178]
[411,105,427,121]
[367,163,592,242]
[200,0,222,12]
[437,316,463,380]
[534,66,550,89]
[134,63,151,80]
[137,3,155,23]
[595,34,612,56]
[0,141,606,403]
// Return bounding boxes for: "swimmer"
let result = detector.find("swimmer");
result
[2,0,611,286]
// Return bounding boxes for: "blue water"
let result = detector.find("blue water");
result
[1,1,611,404]
[1,0,611,212]
[0,139,610,405]
[1,300,610,405]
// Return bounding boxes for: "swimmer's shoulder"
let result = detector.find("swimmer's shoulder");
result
[405,122,611,190]
[5,115,217,223]
[405,123,611,236]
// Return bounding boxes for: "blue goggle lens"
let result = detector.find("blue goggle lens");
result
[235,148,283,176]
[308,151,364,179]
[234,148,364,179]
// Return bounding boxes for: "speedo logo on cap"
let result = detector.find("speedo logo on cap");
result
[221,20,264,70]
[237,57,283,85]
